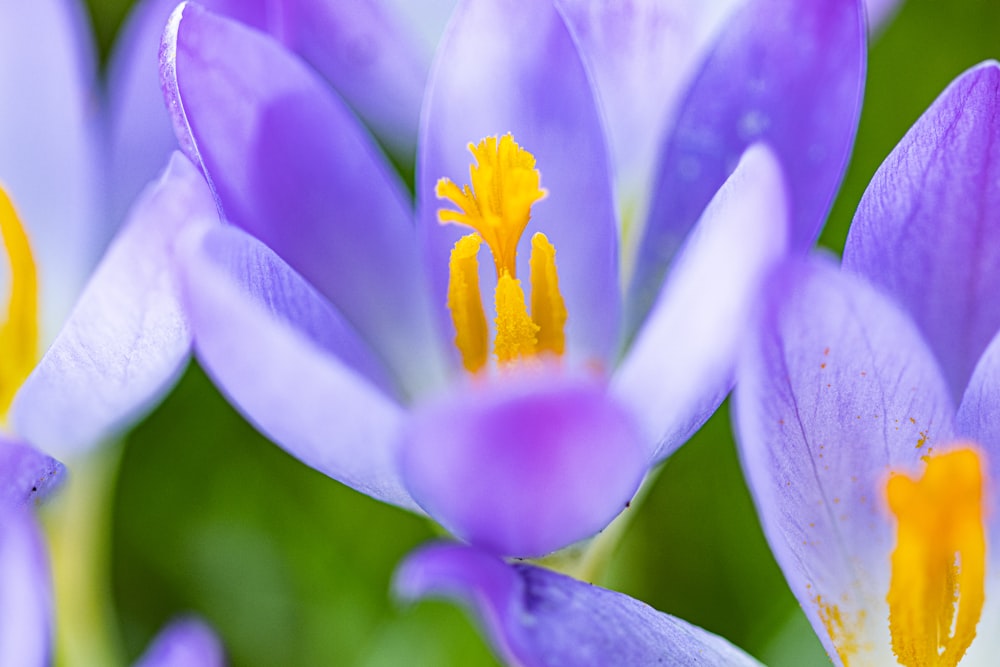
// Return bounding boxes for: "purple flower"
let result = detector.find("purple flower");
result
[735,61,1000,665]
[396,542,763,666]
[162,0,864,557]
[0,1,223,458]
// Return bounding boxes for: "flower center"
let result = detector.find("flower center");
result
[886,446,986,667]
[437,134,566,372]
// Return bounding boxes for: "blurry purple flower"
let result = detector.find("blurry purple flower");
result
[396,542,762,667]
[162,0,864,557]
[736,61,1000,665]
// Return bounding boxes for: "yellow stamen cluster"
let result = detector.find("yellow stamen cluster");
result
[438,134,566,372]
[0,186,39,418]
[886,447,986,667]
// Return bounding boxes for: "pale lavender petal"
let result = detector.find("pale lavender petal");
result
[181,222,419,511]
[613,144,789,462]
[866,0,903,31]
[400,371,645,557]
[396,543,763,667]
[162,3,444,393]
[628,0,865,329]
[734,257,956,664]
[106,0,273,229]
[556,0,745,269]
[957,327,1000,533]
[0,0,104,336]
[418,0,620,367]
[843,61,1000,402]
[134,617,224,667]
[281,0,434,160]
[0,505,51,667]
[0,439,64,508]
[11,153,214,458]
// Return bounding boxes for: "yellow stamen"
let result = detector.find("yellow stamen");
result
[436,133,547,278]
[446,234,489,372]
[529,232,566,357]
[494,271,538,365]
[0,186,39,417]
[886,447,985,667]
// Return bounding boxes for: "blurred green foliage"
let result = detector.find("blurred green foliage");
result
[87,0,1000,665]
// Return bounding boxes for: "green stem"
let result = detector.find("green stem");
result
[42,440,125,667]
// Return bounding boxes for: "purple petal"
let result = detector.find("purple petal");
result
[280,0,439,160]
[843,61,1000,403]
[0,0,104,336]
[418,0,620,367]
[957,327,1000,535]
[11,153,214,458]
[734,257,956,663]
[866,0,903,31]
[106,0,273,229]
[134,617,225,667]
[400,371,645,557]
[180,222,419,511]
[396,543,763,667]
[162,3,444,392]
[0,439,64,508]
[613,144,789,462]
[0,505,51,667]
[556,0,743,256]
[628,0,865,330]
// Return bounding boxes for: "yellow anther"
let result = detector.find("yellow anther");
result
[0,186,39,418]
[436,133,547,278]
[494,271,538,365]
[529,232,566,357]
[886,447,985,667]
[447,234,489,373]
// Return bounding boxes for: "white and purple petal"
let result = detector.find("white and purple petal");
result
[628,0,865,330]
[396,543,763,667]
[133,617,225,667]
[0,0,104,337]
[401,371,645,557]
[12,153,214,457]
[735,257,956,665]
[418,0,620,367]
[162,3,444,392]
[843,61,1000,402]
[0,505,51,667]
[613,143,789,462]
[180,222,419,511]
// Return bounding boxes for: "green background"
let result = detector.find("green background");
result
[72,0,1000,665]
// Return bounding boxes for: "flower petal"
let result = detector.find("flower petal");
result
[11,153,213,458]
[0,0,104,336]
[400,371,645,557]
[106,0,273,229]
[418,0,620,366]
[0,505,51,667]
[280,0,442,161]
[628,0,865,329]
[134,617,225,667]
[180,222,418,511]
[734,257,956,664]
[613,143,789,462]
[866,0,903,31]
[556,0,744,261]
[395,543,763,667]
[0,439,64,509]
[957,327,1000,525]
[162,2,444,393]
[843,61,1000,402]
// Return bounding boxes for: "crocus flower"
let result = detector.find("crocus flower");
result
[0,438,224,666]
[735,61,1000,665]
[162,0,864,558]
[0,1,220,459]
